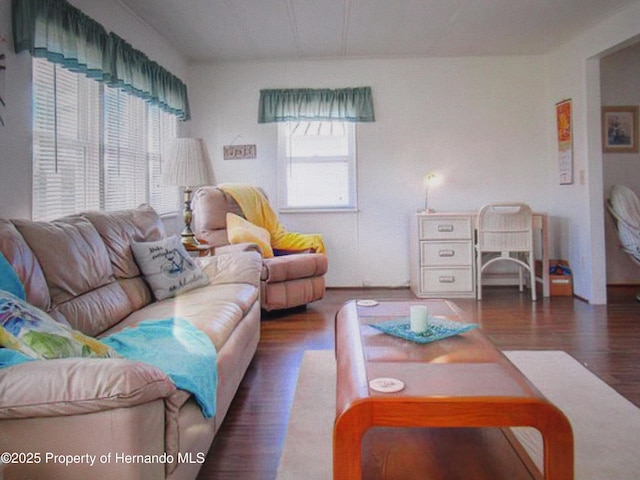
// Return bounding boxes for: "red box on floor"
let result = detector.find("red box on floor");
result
[536,260,573,297]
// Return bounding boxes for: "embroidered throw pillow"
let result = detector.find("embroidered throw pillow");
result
[226,213,274,258]
[0,291,117,359]
[131,236,210,300]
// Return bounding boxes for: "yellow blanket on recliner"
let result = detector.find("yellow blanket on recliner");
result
[218,183,326,254]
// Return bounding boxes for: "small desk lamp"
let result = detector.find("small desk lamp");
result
[423,172,437,213]
[163,138,215,246]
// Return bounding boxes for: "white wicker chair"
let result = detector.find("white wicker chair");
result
[606,184,640,302]
[476,203,536,301]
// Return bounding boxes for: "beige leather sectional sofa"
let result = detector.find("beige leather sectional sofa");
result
[0,205,262,480]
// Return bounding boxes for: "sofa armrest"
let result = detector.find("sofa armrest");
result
[197,251,263,287]
[262,252,328,283]
[214,242,261,255]
[0,358,176,419]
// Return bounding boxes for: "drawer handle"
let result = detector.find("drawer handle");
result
[438,249,455,257]
[439,276,455,284]
[437,225,454,232]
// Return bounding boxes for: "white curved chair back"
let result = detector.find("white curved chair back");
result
[477,203,533,252]
[607,184,640,264]
[476,203,536,301]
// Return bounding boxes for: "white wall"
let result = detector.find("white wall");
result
[0,0,188,226]
[188,56,551,287]
[4,0,640,300]
[0,0,32,219]
[544,1,640,303]
[601,43,640,284]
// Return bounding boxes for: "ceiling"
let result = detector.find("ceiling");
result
[117,0,638,62]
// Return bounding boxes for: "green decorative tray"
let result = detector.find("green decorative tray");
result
[369,316,477,344]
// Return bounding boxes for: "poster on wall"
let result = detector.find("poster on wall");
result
[556,99,573,185]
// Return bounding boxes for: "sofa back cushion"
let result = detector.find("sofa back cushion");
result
[12,217,134,336]
[82,205,165,278]
[0,219,53,317]
[82,205,164,312]
[192,186,244,248]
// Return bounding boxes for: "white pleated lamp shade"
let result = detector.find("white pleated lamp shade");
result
[163,138,215,187]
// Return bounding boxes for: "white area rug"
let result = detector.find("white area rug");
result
[276,350,640,480]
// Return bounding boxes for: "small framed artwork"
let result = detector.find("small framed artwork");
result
[556,99,573,185]
[602,106,639,153]
[223,144,257,160]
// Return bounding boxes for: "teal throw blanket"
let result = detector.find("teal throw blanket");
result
[0,348,34,367]
[103,318,217,418]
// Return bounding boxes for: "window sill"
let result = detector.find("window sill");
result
[279,207,359,214]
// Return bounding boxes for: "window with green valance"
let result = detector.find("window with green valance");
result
[12,0,191,121]
[258,87,375,123]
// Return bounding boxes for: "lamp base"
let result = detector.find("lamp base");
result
[180,230,200,246]
[180,187,199,246]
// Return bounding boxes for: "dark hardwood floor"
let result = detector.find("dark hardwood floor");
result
[196,286,640,480]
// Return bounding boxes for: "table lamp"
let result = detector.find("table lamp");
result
[163,138,215,246]
[423,172,437,212]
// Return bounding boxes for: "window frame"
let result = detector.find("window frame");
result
[31,57,178,221]
[277,120,358,213]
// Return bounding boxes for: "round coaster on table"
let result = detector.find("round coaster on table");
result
[369,377,405,393]
[356,299,379,307]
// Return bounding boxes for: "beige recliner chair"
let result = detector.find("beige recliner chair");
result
[191,184,328,311]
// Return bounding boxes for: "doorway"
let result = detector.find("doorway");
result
[600,42,640,290]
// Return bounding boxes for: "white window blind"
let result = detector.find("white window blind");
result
[148,105,178,215]
[32,57,177,221]
[103,87,148,211]
[277,121,357,211]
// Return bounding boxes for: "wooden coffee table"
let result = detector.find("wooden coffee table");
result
[333,300,573,480]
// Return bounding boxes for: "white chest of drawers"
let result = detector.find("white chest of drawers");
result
[410,212,475,298]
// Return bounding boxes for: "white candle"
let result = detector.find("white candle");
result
[410,305,429,333]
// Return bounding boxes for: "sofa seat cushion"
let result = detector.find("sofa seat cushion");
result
[105,251,262,350]
[201,283,259,315]
[103,297,248,353]
[262,253,328,283]
[101,318,217,418]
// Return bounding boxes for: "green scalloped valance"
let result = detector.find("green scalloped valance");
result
[258,87,375,123]
[12,0,190,120]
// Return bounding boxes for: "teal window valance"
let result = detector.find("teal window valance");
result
[12,0,191,121]
[258,87,375,123]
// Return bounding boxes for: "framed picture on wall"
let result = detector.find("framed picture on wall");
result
[602,106,639,153]
[556,99,573,185]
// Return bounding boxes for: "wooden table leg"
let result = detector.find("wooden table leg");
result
[334,398,573,480]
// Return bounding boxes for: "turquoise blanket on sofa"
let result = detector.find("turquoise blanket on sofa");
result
[102,318,217,418]
[0,348,33,367]
[0,317,217,418]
